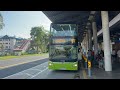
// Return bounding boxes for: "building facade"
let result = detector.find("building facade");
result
[0,35,30,55]
[0,35,16,54]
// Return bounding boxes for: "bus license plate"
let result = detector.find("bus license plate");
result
[60,68,66,70]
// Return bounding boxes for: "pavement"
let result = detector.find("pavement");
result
[4,61,120,79]
[3,62,120,79]
[88,61,120,79]
[0,54,48,69]
[0,58,49,78]
[1,55,120,79]
[79,60,120,79]
[3,61,85,79]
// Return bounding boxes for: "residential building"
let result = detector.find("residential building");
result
[0,35,16,54]
[14,40,30,55]
[0,35,30,55]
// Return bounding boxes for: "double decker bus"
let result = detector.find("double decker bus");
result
[49,23,78,70]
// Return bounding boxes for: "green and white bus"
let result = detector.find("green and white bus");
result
[49,23,79,70]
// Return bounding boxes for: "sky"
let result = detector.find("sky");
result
[0,11,52,39]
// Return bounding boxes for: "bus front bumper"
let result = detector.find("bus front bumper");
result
[48,61,78,70]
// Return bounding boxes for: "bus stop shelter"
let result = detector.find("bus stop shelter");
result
[43,11,120,71]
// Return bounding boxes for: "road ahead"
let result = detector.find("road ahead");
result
[0,58,48,78]
[3,61,86,79]
[2,57,120,79]
[0,55,88,79]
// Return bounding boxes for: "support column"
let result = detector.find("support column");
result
[82,36,86,53]
[92,20,98,56]
[84,34,88,69]
[86,33,89,53]
[101,11,112,71]
[88,29,92,50]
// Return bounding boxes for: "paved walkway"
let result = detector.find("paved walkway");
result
[0,54,49,69]
[84,61,120,79]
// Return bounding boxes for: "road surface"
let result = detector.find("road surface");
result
[3,61,87,79]
[0,55,89,79]
[0,58,48,78]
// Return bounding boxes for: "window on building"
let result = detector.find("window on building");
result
[6,46,8,49]
[6,43,8,44]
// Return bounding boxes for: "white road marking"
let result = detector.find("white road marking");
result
[24,73,33,76]
[30,68,48,79]
[3,62,48,79]
[3,72,33,79]
[30,69,41,71]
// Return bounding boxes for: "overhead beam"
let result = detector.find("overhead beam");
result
[90,11,96,15]
[97,12,120,36]
[58,12,89,22]
[92,12,120,40]
[47,11,88,23]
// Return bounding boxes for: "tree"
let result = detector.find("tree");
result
[0,13,5,30]
[0,13,4,56]
[30,26,49,54]
[0,44,4,55]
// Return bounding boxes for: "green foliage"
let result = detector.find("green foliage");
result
[0,13,5,30]
[30,25,49,54]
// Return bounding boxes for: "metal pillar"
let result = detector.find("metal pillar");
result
[84,34,88,69]
[86,33,89,52]
[101,11,112,71]
[87,27,92,76]
[83,37,86,53]
[92,20,98,56]
[88,29,92,50]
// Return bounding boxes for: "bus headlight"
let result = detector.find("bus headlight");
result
[74,64,77,67]
[49,63,52,66]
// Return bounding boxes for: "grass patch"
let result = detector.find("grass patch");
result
[0,53,48,60]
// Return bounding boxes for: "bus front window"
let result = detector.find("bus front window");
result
[49,24,78,62]
[49,45,77,62]
[51,24,77,37]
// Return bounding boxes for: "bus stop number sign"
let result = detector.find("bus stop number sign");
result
[88,61,91,68]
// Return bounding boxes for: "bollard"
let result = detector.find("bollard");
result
[83,55,88,69]
[85,58,88,69]
[88,60,92,77]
